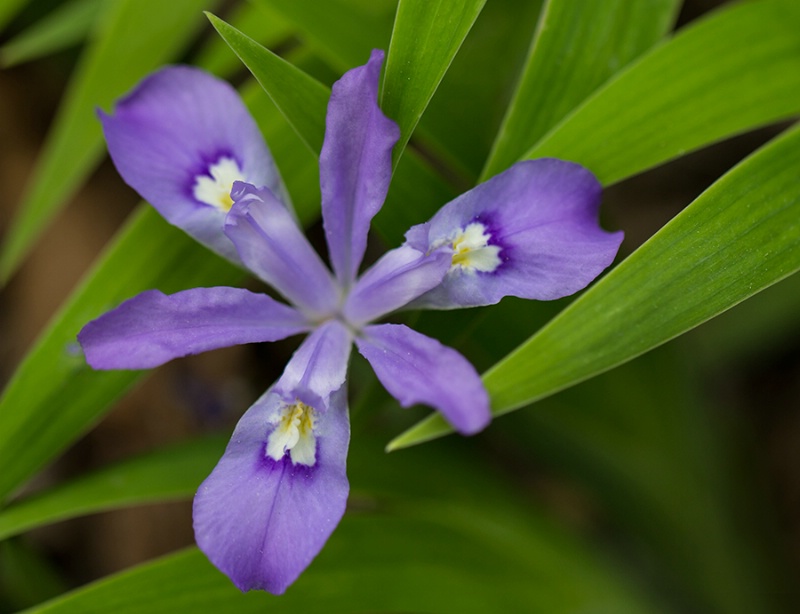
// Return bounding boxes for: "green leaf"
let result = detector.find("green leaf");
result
[20,507,660,614]
[0,209,242,503]
[381,0,487,166]
[0,0,217,284]
[0,436,226,541]
[389,120,800,449]
[192,2,292,78]
[481,0,679,179]
[524,0,800,185]
[207,15,458,243]
[207,13,329,154]
[252,0,396,71]
[0,0,106,67]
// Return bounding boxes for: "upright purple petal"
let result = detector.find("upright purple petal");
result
[225,183,340,319]
[320,49,400,287]
[194,323,352,594]
[355,324,490,435]
[100,66,287,263]
[276,320,353,411]
[78,287,310,370]
[405,159,623,309]
[342,245,450,325]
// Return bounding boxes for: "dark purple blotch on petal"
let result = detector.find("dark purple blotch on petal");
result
[405,158,623,309]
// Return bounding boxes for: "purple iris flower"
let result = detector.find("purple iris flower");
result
[78,49,622,594]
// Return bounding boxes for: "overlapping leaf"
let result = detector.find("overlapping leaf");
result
[482,0,680,179]
[0,0,218,283]
[391,120,800,448]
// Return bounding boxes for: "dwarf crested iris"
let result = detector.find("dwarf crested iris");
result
[78,49,622,594]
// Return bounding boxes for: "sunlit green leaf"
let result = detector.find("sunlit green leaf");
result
[0,0,106,67]
[481,0,679,179]
[0,0,217,284]
[381,0,487,166]
[390,120,800,449]
[524,0,800,185]
[0,436,226,540]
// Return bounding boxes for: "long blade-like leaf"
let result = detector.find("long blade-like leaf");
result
[524,0,800,185]
[0,436,226,541]
[0,0,216,284]
[390,120,800,449]
[0,208,242,503]
[481,0,680,179]
[381,0,487,166]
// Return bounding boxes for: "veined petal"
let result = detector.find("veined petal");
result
[405,159,624,309]
[78,287,310,370]
[100,66,288,264]
[225,183,340,319]
[193,384,350,594]
[356,324,490,435]
[320,49,400,288]
[276,319,353,412]
[342,245,450,325]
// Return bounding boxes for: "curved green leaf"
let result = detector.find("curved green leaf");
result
[381,0,487,166]
[0,0,217,284]
[390,119,800,449]
[524,0,800,185]
[0,436,226,541]
[481,0,679,179]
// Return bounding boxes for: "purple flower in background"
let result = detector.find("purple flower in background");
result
[78,50,622,594]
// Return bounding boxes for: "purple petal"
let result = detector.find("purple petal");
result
[342,245,450,325]
[276,319,353,411]
[225,183,340,319]
[320,49,400,287]
[405,159,624,309]
[356,324,490,435]
[194,385,350,594]
[100,66,287,264]
[78,287,310,370]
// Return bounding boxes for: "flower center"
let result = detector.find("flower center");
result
[265,401,317,466]
[192,156,244,211]
[447,222,502,273]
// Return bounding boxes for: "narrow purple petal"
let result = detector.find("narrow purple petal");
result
[405,159,624,309]
[100,66,288,264]
[225,183,340,319]
[276,319,353,411]
[320,49,400,287]
[78,287,310,370]
[342,245,450,325]
[194,385,350,594]
[356,324,490,435]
